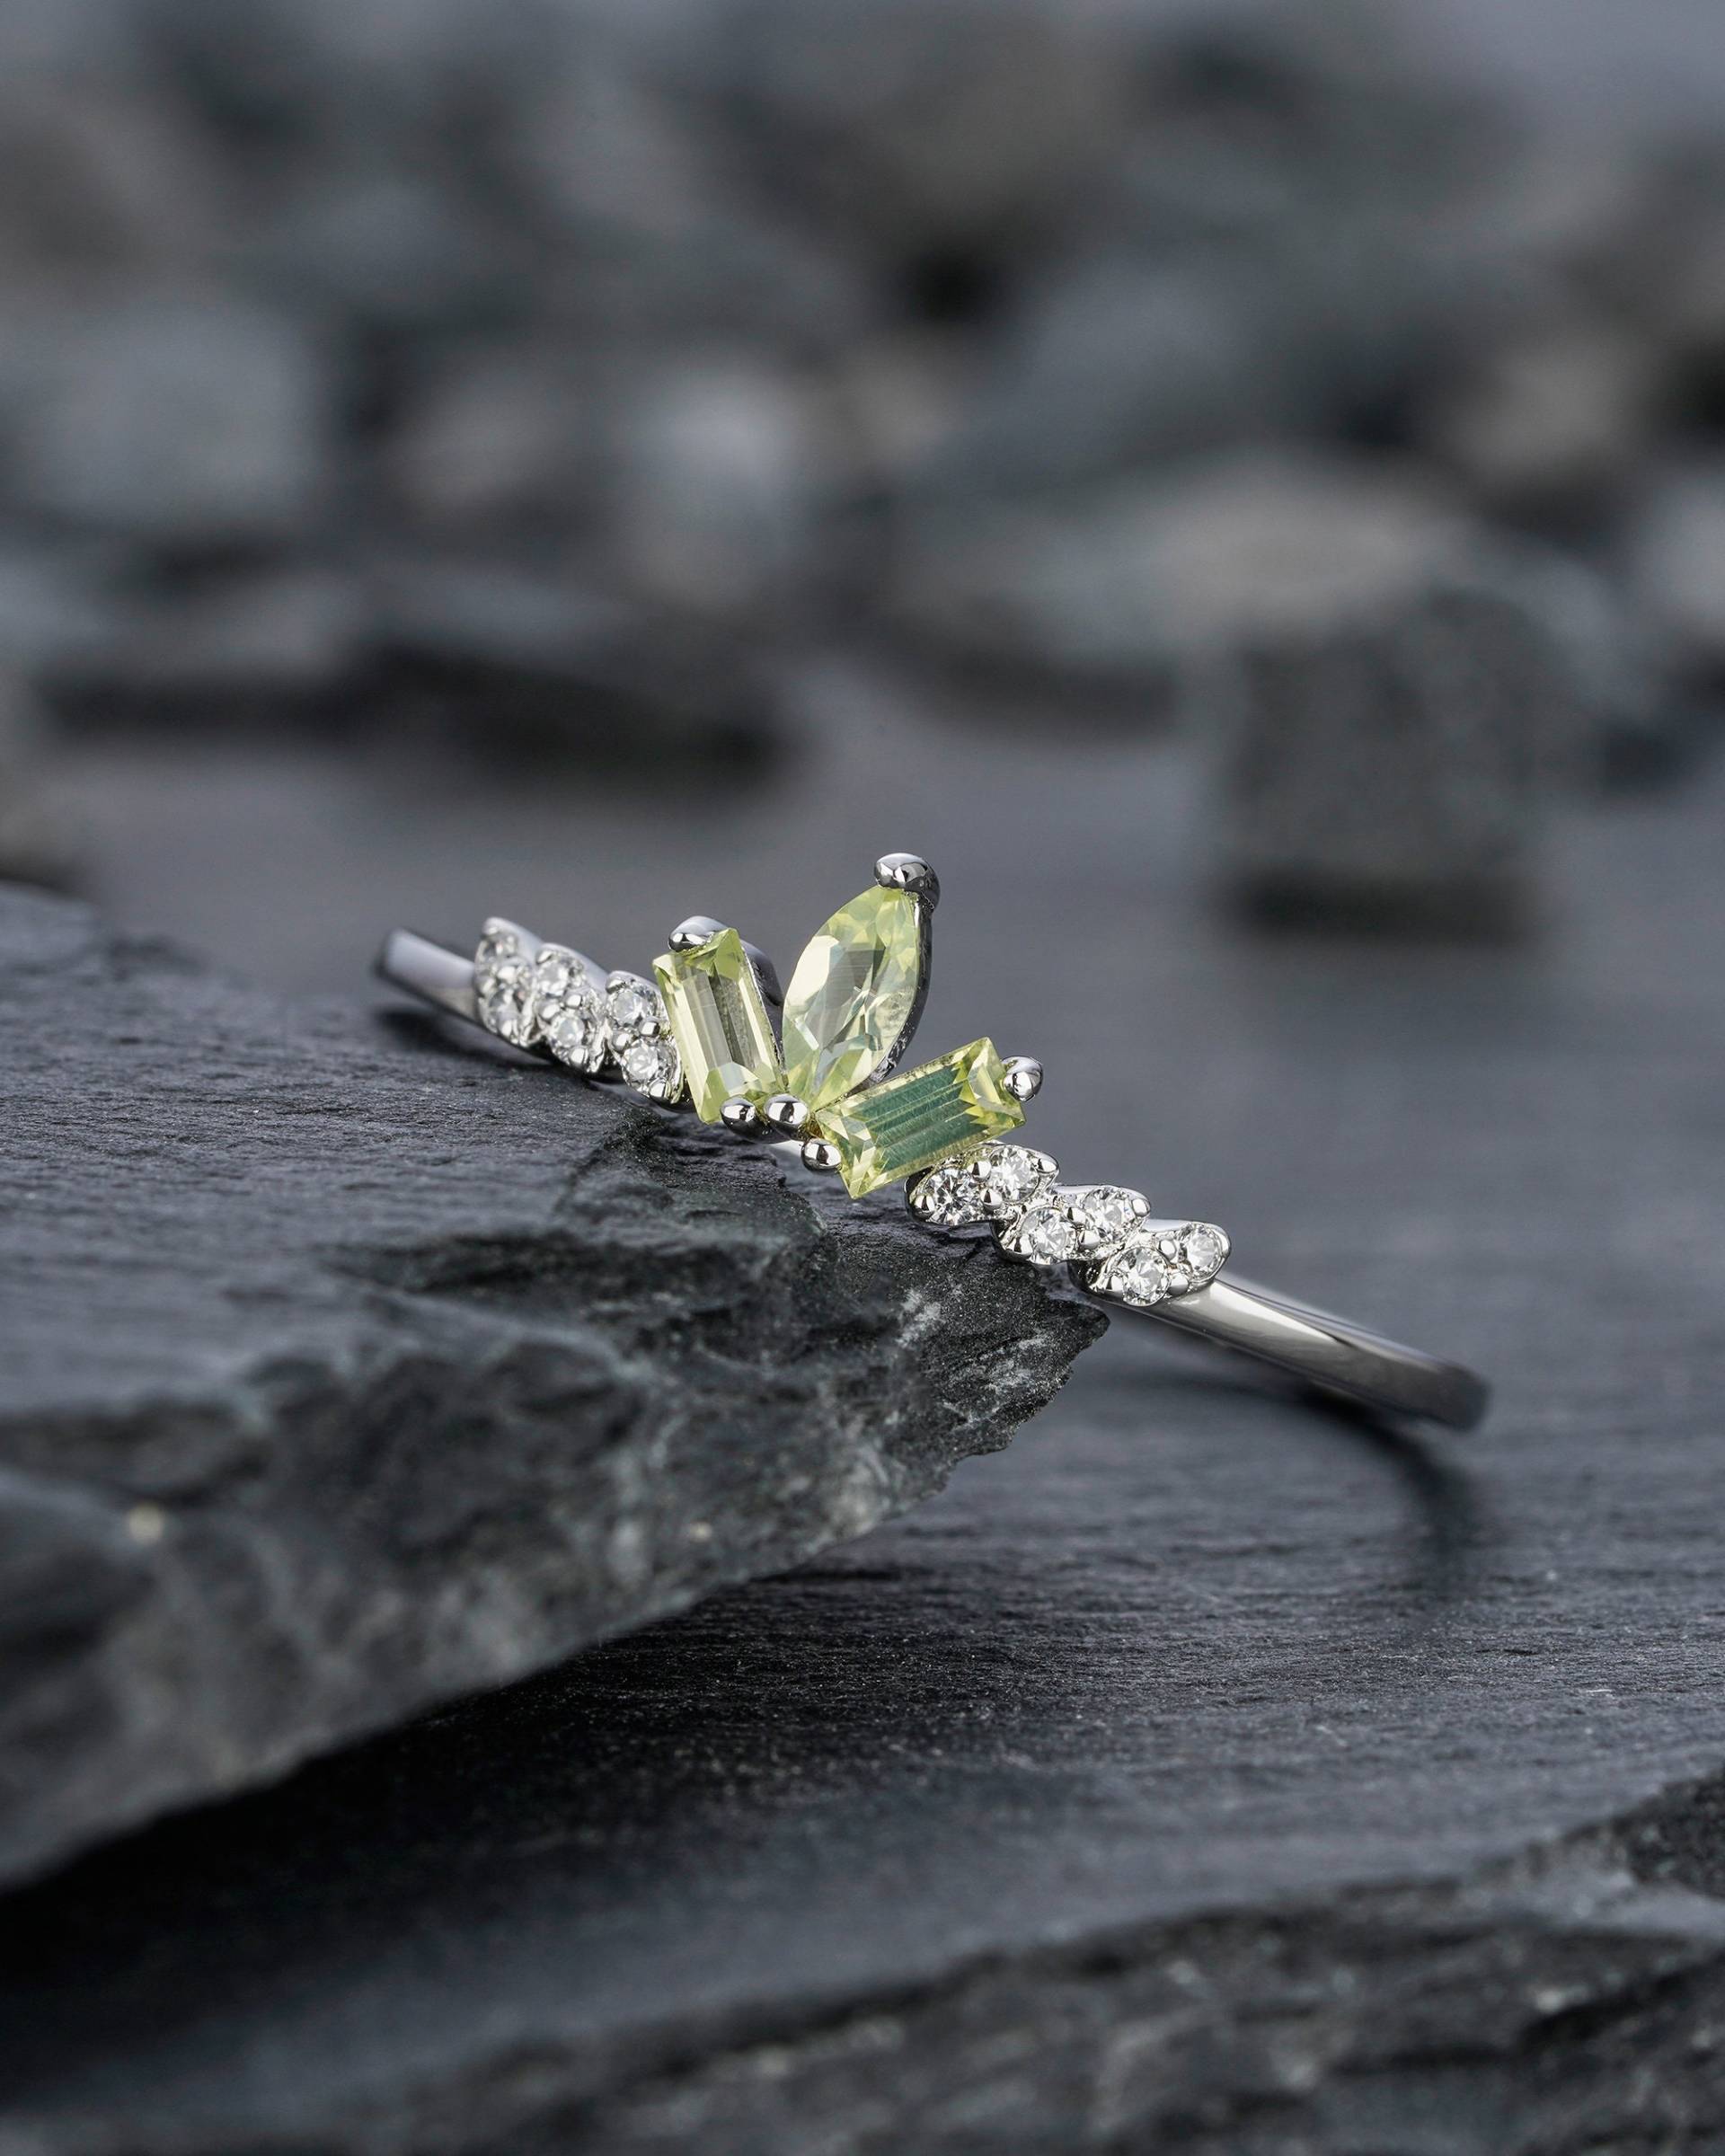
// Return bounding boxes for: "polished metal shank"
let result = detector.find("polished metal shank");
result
[1087,1272,1489,1430]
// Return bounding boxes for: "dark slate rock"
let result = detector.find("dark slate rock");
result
[2,747,1723,2154]
[1172,462,1602,930]
[0,884,1102,1890]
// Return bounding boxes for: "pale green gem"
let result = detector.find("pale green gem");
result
[653,930,783,1124]
[812,1038,1024,1197]
[780,884,922,1110]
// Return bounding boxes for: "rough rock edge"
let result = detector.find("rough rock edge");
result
[0,889,1106,1889]
[172,1767,1725,2156]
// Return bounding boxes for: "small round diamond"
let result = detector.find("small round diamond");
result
[909,1162,986,1228]
[1100,1246,1174,1307]
[608,982,658,1036]
[974,1144,1055,1215]
[621,1036,678,1095]
[1181,1223,1229,1282]
[1000,1198,1078,1266]
[474,928,537,1046]
[544,994,603,1068]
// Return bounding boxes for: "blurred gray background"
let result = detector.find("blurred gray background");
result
[7,13,1725,2152]
[1,0,1723,988]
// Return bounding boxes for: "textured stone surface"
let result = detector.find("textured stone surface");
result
[0,884,1102,1891]
[2,753,1723,2153]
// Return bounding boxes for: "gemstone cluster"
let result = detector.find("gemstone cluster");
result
[463,858,1230,1314]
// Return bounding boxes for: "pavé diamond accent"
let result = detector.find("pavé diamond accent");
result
[1179,1223,1230,1282]
[620,1036,679,1095]
[997,1182,1150,1266]
[908,1160,983,1228]
[535,946,606,1074]
[998,1197,1078,1266]
[608,980,659,1035]
[1063,1185,1150,1257]
[907,1143,1057,1230]
[977,1144,1057,1215]
[1092,1221,1232,1307]
[474,922,539,1046]
[1095,1242,1174,1307]
[606,972,683,1102]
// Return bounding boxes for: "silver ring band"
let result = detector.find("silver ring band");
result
[1122,1274,1487,1430]
[376,865,1488,1436]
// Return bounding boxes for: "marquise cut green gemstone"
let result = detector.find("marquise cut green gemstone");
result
[812,1038,1024,1197]
[781,884,922,1110]
[654,929,783,1124]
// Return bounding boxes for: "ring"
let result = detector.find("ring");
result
[376,853,1488,1432]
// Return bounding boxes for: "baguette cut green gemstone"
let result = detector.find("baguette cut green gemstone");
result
[653,929,783,1124]
[812,1038,1024,1197]
[781,884,922,1109]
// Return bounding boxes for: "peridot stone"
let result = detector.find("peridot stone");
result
[781,884,922,1110]
[812,1038,1024,1197]
[654,930,783,1124]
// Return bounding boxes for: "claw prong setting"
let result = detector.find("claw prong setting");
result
[873,853,940,909]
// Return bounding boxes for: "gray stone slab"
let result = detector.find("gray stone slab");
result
[0,885,1101,1890]
[1,750,1723,2151]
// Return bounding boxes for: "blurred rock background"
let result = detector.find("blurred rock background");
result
[1,0,1722,952]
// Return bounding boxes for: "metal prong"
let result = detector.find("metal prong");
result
[1002,1056,1043,1104]
[874,853,940,909]
[721,1098,767,1137]
[669,915,727,952]
[801,1136,842,1174]
[763,1092,810,1136]
[742,941,783,1007]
